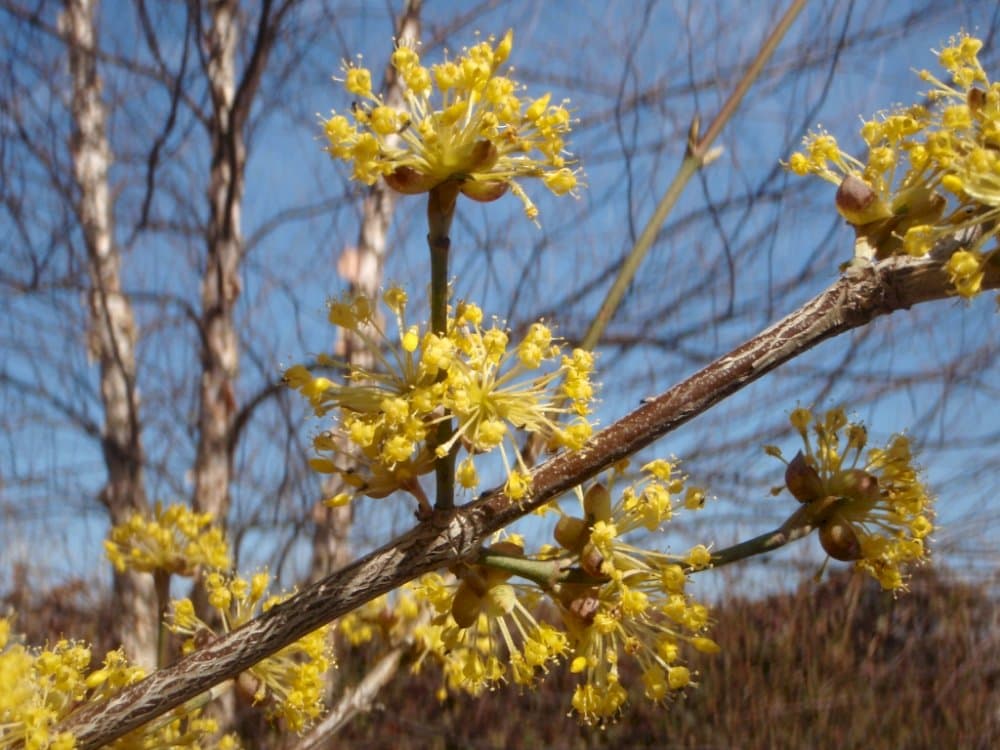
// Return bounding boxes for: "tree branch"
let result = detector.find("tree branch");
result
[57,252,999,748]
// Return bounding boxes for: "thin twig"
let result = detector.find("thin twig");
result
[57,254,999,748]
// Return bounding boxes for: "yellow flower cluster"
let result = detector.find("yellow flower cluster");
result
[321,29,580,222]
[411,539,568,695]
[104,502,231,576]
[285,288,595,508]
[404,461,717,726]
[550,467,717,725]
[769,407,934,590]
[0,619,236,750]
[169,572,332,733]
[335,584,422,648]
[0,620,98,750]
[787,32,999,298]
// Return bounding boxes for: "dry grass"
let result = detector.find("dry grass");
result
[337,568,1000,750]
[5,566,998,749]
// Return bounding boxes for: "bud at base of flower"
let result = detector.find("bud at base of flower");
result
[829,468,880,507]
[460,178,509,203]
[583,483,612,524]
[383,165,440,194]
[785,451,824,502]
[579,541,608,579]
[836,174,892,226]
[819,517,863,561]
[554,515,589,552]
[451,581,484,628]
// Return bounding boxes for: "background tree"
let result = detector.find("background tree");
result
[1,0,998,746]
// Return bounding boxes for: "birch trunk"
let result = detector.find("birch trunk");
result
[193,0,243,525]
[61,0,157,668]
[309,0,423,580]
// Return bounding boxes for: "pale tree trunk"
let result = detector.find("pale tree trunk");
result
[193,0,243,525]
[309,0,423,582]
[192,0,287,731]
[61,0,157,668]
[303,4,421,741]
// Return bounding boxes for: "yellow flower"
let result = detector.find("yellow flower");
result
[104,502,231,576]
[771,407,934,590]
[547,463,717,725]
[410,555,567,695]
[0,620,166,750]
[785,31,1000,294]
[286,289,596,506]
[946,248,986,298]
[167,572,333,732]
[321,30,581,223]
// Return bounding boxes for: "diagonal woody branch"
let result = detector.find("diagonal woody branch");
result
[59,253,999,748]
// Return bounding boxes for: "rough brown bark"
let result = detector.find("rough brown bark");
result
[59,252,1000,748]
[193,0,244,525]
[60,0,157,668]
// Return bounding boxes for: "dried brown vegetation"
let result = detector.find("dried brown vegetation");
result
[332,568,999,750]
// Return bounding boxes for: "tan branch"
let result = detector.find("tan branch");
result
[58,253,999,747]
[293,646,405,749]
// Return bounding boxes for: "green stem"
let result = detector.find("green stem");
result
[579,0,806,353]
[476,552,573,588]
[428,183,460,510]
[153,569,172,668]
[708,495,840,568]
[476,495,838,585]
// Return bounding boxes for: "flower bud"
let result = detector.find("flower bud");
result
[784,451,824,502]
[819,518,863,561]
[468,139,499,172]
[835,174,892,226]
[690,636,721,654]
[488,540,523,557]
[460,179,509,202]
[383,165,439,194]
[830,468,880,505]
[580,541,606,579]
[451,580,484,628]
[583,483,612,523]
[968,86,986,113]
[554,515,589,552]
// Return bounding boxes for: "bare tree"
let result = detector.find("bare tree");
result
[59,0,156,667]
[2,1,999,746]
[309,0,423,581]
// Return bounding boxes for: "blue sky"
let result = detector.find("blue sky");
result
[2,0,999,595]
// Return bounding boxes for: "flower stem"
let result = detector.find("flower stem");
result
[476,551,572,588]
[427,183,460,510]
[153,569,172,668]
[707,495,840,568]
[579,0,806,353]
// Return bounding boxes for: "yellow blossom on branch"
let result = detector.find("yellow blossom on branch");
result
[404,459,717,726]
[769,407,934,590]
[104,502,231,577]
[549,467,717,725]
[0,618,236,749]
[785,32,1000,298]
[410,542,567,696]
[284,288,596,509]
[321,29,581,222]
[168,572,332,733]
